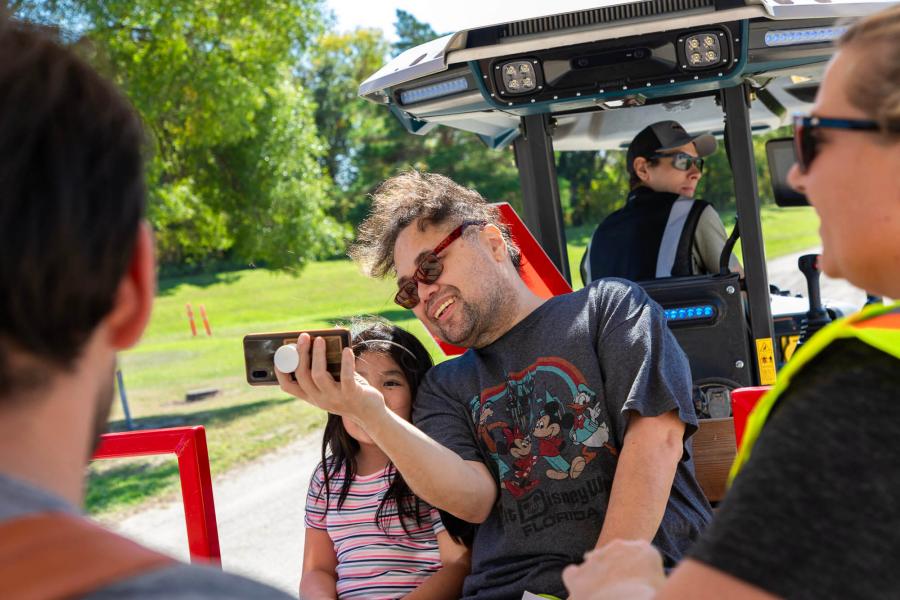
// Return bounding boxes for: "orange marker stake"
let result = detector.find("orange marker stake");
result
[186,303,197,337]
[199,304,212,336]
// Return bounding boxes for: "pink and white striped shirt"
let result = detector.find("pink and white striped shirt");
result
[305,461,445,599]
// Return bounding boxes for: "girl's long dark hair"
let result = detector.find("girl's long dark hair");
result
[317,318,433,536]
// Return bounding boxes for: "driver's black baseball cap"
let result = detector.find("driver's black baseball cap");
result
[626,120,717,174]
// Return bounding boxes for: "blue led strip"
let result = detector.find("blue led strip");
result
[664,304,717,322]
[764,26,848,48]
[399,77,469,105]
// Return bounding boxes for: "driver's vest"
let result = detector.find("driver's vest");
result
[730,302,900,484]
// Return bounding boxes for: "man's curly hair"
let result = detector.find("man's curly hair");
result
[349,171,521,278]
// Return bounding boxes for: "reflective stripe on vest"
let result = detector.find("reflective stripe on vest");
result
[729,302,900,484]
[656,198,694,277]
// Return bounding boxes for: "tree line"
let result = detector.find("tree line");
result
[11,1,781,273]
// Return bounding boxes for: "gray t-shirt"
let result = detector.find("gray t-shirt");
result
[0,473,291,599]
[414,279,713,599]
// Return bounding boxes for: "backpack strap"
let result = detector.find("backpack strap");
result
[0,512,175,600]
[672,199,710,277]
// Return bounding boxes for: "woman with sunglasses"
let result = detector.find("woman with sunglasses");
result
[580,119,742,284]
[563,5,900,599]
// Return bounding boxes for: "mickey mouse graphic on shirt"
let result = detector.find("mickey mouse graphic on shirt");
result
[470,357,614,498]
[533,396,586,480]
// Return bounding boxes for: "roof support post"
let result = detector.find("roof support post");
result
[721,83,775,384]
[513,113,571,284]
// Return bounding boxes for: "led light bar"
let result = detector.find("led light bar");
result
[664,304,717,322]
[764,26,848,48]
[399,77,469,105]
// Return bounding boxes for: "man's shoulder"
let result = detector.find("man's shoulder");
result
[691,200,729,237]
[582,277,649,306]
[426,350,478,384]
[88,562,293,599]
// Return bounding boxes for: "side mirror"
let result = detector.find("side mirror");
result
[765,138,808,207]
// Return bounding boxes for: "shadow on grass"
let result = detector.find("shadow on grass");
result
[106,396,296,433]
[157,271,243,297]
[86,460,180,514]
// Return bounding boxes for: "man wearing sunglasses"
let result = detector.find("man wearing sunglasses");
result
[580,120,741,284]
[283,171,713,599]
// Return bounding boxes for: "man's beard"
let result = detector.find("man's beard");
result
[89,361,117,458]
[433,283,511,348]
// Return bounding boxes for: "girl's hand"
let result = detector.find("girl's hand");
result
[274,333,386,425]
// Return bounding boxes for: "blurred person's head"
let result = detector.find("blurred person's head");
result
[350,171,535,348]
[788,5,900,297]
[0,22,154,499]
[627,120,716,197]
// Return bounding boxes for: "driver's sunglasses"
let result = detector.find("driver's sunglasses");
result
[793,115,880,174]
[650,151,704,173]
[394,220,487,309]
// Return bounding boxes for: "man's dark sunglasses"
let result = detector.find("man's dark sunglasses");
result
[792,115,881,173]
[650,151,704,172]
[394,220,487,309]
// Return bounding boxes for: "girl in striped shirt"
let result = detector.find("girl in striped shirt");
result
[300,320,470,599]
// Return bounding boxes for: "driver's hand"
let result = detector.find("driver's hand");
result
[274,333,386,426]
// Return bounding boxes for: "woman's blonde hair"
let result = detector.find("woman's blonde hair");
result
[839,5,900,138]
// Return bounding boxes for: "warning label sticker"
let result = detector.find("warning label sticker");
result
[755,338,777,385]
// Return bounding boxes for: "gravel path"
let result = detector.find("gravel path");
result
[108,248,872,594]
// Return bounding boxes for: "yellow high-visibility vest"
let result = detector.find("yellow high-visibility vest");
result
[730,302,900,484]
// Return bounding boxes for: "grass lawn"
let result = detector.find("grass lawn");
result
[91,204,820,515]
[91,262,442,516]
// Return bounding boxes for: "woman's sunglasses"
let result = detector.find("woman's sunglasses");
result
[394,220,487,309]
[650,151,704,172]
[792,115,880,173]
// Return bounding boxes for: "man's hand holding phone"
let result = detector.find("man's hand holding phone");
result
[273,332,386,426]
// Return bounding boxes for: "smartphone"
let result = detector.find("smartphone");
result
[243,328,351,386]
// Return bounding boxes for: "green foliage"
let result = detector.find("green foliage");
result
[556,150,631,226]
[392,9,441,55]
[11,2,798,270]
[303,28,391,223]
[303,10,521,226]
[14,0,346,270]
[695,125,792,212]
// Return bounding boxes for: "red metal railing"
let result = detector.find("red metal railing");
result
[731,386,771,449]
[92,426,221,564]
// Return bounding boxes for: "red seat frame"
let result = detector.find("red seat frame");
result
[92,426,221,564]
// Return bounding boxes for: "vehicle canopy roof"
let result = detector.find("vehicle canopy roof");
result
[359,0,894,150]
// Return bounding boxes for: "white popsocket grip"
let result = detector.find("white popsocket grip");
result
[274,343,300,374]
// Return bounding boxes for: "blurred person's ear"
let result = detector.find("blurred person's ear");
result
[105,221,156,350]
